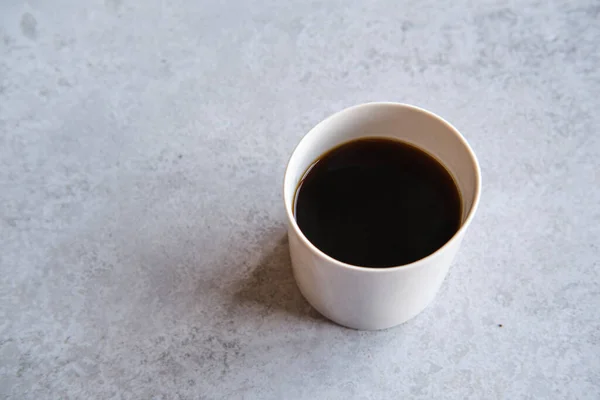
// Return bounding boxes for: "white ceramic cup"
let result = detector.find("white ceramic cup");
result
[283,102,481,330]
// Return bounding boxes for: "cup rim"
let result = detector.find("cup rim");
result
[283,102,482,273]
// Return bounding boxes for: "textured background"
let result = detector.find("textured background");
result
[1,0,599,398]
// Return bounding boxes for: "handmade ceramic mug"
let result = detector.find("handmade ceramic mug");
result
[283,102,481,330]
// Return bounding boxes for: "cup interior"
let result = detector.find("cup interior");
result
[284,103,481,230]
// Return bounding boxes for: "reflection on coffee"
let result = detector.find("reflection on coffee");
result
[294,138,462,268]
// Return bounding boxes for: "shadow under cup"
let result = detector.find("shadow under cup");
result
[284,103,481,330]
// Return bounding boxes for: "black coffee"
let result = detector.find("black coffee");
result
[294,138,462,268]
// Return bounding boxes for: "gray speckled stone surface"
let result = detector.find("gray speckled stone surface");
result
[1,0,599,398]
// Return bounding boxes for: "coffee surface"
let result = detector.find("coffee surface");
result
[294,138,462,268]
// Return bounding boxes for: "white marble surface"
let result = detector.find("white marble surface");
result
[1,0,599,398]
